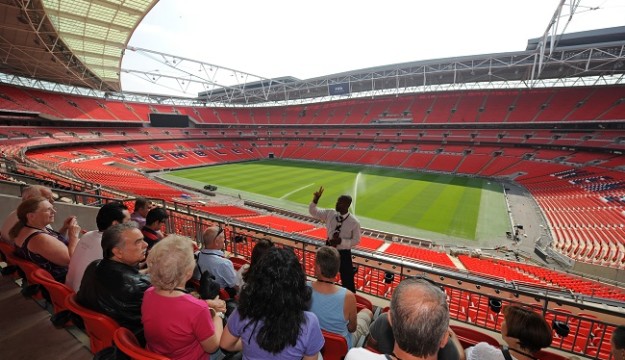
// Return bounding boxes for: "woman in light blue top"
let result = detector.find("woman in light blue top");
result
[308,246,372,348]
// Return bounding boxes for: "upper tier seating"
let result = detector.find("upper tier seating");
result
[3,85,625,124]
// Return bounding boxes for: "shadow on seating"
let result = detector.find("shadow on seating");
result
[31,268,75,327]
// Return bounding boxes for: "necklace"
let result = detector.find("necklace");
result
[508,347,537,360]
[24,224,46,232]
[316,279,335,285]
[173,287,190,294]
[390,352,404,360]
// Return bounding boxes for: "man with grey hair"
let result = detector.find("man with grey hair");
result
[0,185,74,244]
[346,278,462,360]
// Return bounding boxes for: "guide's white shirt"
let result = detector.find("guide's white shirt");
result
[309,202,361,250]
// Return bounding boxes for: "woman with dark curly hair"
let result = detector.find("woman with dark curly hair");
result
[220,247,324,359]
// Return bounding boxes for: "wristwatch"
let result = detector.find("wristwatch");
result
[210,307,225,319]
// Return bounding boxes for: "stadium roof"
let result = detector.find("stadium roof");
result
[0,0,157,92]
[0,1,624,106]
[195,26,625,105]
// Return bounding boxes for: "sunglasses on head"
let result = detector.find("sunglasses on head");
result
[213,225,224,242]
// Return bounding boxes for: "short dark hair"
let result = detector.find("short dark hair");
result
[134,197,149,210]
[145,207,168,226]
[101,222,138,259]
[390,278,449,358]
[95,202,128,231]
[338,195,352,206]
[315,246,340,278]
[503,305,552,353]
[613,325,625,350]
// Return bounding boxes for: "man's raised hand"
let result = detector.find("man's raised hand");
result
[312,186,324,203]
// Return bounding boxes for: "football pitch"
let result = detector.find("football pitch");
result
[162,160,510,243]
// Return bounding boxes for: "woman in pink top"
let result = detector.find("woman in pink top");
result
[142,235,224,360]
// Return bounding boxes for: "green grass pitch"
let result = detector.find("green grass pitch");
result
[163,159,510,242]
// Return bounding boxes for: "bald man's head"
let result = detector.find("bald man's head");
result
[389,278,449,358]
[202,225,225,249]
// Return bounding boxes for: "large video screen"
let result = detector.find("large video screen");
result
[328,82,350,96]
[149,113,190,128]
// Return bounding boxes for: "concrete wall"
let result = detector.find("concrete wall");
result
[0,193,99,233]
[573,260,625,285]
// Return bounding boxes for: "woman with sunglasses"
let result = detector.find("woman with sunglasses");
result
[10,196,81,282]
[465,305,552,360]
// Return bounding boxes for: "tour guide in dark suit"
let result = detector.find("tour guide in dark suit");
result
[309,186,361,293]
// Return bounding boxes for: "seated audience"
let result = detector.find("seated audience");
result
[78,223,227,339]
[141,207,168,250]
[194,225,238,297]
[1,185,73,245]
[345,278,454,360]
[142,235,224,359]
[612,325,625,360]
[11,196,81,282]
[65,202,130,292]
[236,238,274,288]
[465,305,552,360]
[220,247,324,359]
[130,197,152,228]
[309,246,372,348]
[77,222,150,336]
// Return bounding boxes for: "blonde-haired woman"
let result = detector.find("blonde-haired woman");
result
[142,235,224,360]
[11,196,80,282]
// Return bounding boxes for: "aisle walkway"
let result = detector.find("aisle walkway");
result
[0,273,92,360]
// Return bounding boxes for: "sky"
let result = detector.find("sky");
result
[121,0,625,97]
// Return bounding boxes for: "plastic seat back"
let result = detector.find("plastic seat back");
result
[321,330,348,360]
[113,327,170,360]
[355,293,373,313]
[229,256,250,270]
[450,324,500,349]
[31,268,73,314]
[10,254,42,285]
[64,293,120,354]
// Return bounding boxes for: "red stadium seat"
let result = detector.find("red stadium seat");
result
[30,268,74,326]
[355,293,373,313]
[113,327,170,360]
[450,324,500,349]
[320,330,348,360]
[64,293,120,354]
